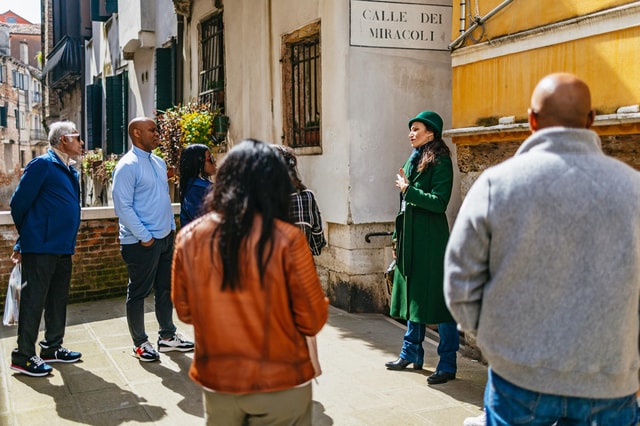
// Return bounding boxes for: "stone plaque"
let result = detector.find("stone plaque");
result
[350,0,452,51]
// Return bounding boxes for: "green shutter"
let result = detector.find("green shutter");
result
[86,83,103,150]
[106,72,128,155]
[0,105,6,127]
[106,0,118,14]
[92,0,117,22]
[155,47,175,112]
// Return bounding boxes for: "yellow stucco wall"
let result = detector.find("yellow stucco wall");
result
[451,0,632,43]
[452,26,640,127]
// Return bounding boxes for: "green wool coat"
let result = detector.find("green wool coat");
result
[389,153,454,324]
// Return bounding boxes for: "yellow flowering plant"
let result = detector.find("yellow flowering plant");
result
[155,102,225,180]
[180,110,214,145]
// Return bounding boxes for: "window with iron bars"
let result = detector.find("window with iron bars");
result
[282,21,321,151]
[199,13,225,113]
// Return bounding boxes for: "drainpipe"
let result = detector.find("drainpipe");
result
[459,0,466,35]
[449,0,515,50]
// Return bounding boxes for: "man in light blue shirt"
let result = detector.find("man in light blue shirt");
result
[112,117,194,362]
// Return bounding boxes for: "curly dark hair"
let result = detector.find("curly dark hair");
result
[201,139,294,291]
[271,144,306,191]
[178,144,209,203]
[417,131,451,173]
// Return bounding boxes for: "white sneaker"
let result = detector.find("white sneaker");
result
[463,412,486,426]
[157,333,194,353]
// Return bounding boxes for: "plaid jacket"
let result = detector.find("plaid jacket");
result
[289,190,326,256]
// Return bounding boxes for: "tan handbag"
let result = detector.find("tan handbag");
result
[306,336,322,378]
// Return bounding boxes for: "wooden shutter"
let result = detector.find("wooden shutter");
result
[155,47,175,113]
[86,83,103,150]
[106,72,128,154]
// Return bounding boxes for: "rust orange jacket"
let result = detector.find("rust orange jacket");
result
[172,212,329,394]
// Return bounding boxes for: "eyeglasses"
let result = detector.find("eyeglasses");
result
[65,133,81,139]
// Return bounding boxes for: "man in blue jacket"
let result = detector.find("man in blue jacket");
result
[9,121,84,377]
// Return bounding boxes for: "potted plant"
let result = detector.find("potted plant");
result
[81,149,120,206]
[213,114,230,144]
[82,149,119,185]
[155,102,227,182]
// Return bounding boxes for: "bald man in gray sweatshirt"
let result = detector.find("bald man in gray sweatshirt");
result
[445,73,640,425]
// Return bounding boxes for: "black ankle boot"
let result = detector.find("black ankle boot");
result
[385,358,423,370]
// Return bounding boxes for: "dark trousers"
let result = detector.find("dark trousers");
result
[121,232,176,347]
[13,253,72,362]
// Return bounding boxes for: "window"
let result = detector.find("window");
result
[282,21,321,150]
[11,71,26,90]
[106,72,128,154]
[91,0,118,22]
[155,42,176,113]
[198,13,225,111]
[33,81,41,103]
[0,104,7,127]
[15,110,26,129]
[86,82,103,150]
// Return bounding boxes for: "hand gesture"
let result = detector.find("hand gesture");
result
[395,169,409,193]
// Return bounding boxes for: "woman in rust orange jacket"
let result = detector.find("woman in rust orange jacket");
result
[172,139,329,425]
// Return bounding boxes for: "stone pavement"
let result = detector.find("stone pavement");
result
[0,300,487,425]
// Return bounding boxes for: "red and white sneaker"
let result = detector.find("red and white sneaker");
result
[132,341,160,362]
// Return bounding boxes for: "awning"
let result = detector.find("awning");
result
[42,37,82,88]
[42,39,69,75]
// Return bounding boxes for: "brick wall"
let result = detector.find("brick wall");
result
[0,205,181,311]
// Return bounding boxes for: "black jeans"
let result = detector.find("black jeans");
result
[121,232,176,347]
[13,253,72,363]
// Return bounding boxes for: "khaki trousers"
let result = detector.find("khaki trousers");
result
[204,383,312,426]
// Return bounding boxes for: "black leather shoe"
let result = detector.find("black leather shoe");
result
[427,370,456,384]
[385,358,423,370]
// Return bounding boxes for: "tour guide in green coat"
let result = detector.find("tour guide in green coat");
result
[385,110,459,385]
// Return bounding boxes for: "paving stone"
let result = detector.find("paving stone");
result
[0,299,487,425]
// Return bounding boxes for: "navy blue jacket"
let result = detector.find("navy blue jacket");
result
[180,177,212,228]
[10,150,81,254]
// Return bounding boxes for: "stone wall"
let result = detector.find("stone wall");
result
[317,222,395,314]
[454,131,640,198]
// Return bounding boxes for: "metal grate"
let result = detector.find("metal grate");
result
[199,13,225,112]
[289,36,320,148]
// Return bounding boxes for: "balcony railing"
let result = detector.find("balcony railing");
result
[30,129,48,141]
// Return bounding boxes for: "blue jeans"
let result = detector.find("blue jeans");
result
[400,320,459,373]
[121,232,177,347]
[13,254,72,362]
[485,368,639,425]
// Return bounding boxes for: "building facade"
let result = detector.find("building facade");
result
[0,18,47,189]
[175,0,457,312]
[447,1,640,194]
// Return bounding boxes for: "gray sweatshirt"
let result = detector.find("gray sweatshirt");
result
[445,127,640,398]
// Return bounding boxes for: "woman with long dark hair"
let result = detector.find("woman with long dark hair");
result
[385,111,460,386]
[178,144,216,227]
[271,144,326,256]
[172,139,329,425]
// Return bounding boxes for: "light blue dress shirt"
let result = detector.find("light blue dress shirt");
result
[112,145,176,244]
